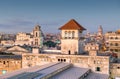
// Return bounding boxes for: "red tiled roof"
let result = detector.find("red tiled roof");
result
[59,19,86,30]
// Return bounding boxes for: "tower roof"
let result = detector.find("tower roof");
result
[34,24,41,31]
[59,19,86,30]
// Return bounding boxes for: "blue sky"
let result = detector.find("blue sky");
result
[0,0,120,33]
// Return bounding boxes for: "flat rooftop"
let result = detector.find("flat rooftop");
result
[0,62,58,79]
[50,67,90,79]
[85,72,109,79]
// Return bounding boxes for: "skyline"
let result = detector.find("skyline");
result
[0,0,120,33]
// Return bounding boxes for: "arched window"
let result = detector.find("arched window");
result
[72,31,75,39]
[36,32,38,37]
[64,31,67,39]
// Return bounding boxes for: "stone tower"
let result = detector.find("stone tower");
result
[98,25,103,36]
[33,25,43,48]
[59,19,86,55]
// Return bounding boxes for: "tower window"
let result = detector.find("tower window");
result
[36,32,38,37]
[72,31,75,39]
[64,31,67,39]
[35,42,38,45]
[96,67,100,71]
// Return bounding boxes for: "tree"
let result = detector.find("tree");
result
[43,41,56,47]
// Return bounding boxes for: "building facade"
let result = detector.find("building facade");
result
[105,30,120,56]
[15,32,33,46]
[33,25,43,48]
[0,55,22,74]
[15,25,44,48]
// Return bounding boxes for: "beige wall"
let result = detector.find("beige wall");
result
[61,30,83,54]
[0,58,22,74]
[16,32,31,41]
[61,39,78,54]
[22,53,110,75]
[110,63,120,78]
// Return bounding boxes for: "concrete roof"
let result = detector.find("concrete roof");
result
[50,67,90,79]
[85,72,109,79]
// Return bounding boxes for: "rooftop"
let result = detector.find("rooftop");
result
[59,19,86,30]
[50,67,90,79]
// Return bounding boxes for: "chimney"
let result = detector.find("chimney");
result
[32,47,40,54]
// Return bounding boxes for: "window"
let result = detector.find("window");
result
[64,59,66,62]
[96,67,100,71]
[68,50,71,55]
[115,43,118,46]
[36,32,38,37]
[58,59,60,61]
[110,37,113,39]
[3,61,5,64]
[35,42,38,45]
[64,31,67,39]
[110,43,113,46]
[115,49,118,52]
[115,37,118,39]
[110,49,113,51]
[61,59,63,62]
[72,31,75,39]
[94,60,96,64]
[117,67,120,69]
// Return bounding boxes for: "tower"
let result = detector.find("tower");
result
[98,25,103,36]
[59,19,86,55]
[33,25,43,48]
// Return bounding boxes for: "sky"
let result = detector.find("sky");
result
[0,0,120,34]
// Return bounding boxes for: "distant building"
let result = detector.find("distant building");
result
[0,40,14,46]
[105,30,120,57]
[15,24,44,48]
[0,19,119,79]
[0,55,22,74]
[6,45,32,55]
[33,25,44,48]
[15,32,33,46]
